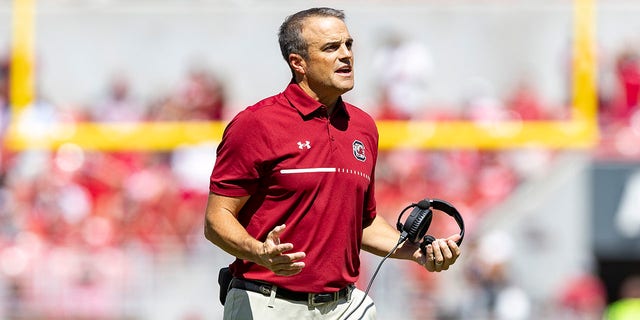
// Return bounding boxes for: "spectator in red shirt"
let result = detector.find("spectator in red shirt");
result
[614,48,640,121]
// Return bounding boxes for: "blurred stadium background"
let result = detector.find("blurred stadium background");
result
[1,0,640,319]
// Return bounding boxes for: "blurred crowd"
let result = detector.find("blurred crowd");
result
[0,60,225,319]
[0,36,638,319]
[596,44,640,160]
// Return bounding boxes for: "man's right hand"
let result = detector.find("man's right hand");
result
[256,224,306,276]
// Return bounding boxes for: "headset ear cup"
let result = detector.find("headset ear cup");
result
[406,214,424,243]
[404,208,432,243]
[423,235,436,245]
[419,235,436,255]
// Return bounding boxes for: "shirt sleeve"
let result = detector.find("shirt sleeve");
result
[362,120,380,228]
[209,110,270,197]
[362,173,377,228]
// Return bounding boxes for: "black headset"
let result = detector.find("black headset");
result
[396,198,465,253]
[342,198,465,320]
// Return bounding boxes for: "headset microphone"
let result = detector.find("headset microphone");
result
[416,199,430,209]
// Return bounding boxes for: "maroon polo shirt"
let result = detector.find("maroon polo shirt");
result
[209,82,378,293]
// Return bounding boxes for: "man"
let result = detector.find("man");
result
[204,7,461,319]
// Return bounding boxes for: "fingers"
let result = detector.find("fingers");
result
[260,224,306,276]
[265,251,306,276]
[263,224,296,257]
[269,242,294,255]
[260,249,306,276]
[266,224,286,246]
[424,237,461,273]
[268,251,306,265]
[424,243,436,272]
[432,240,446,271]
[447,238,461,261]
[263,224,291,254]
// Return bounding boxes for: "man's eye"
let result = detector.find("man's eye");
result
[325,45,339,52]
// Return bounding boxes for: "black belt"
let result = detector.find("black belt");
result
[229,278,353,306]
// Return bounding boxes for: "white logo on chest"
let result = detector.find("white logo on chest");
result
[353,140,366,161]
[297,141,311,149]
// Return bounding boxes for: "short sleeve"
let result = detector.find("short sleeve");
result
[362,124,379,228]
[209,110,271,196]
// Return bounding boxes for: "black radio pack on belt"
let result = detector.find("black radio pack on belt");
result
[218,267,233,305]
[395,198,465,253]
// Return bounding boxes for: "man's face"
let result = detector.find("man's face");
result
[299,16,354,98]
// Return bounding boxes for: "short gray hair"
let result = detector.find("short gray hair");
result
[278,7,345,62]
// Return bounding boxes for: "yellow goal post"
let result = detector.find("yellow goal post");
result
[5,0,597,151]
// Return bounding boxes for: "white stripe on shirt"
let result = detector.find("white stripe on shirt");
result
[280,168,337,174]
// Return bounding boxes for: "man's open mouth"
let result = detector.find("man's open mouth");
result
[336,66,352,74]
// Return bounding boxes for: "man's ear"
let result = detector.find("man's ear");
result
[289,54,306,75]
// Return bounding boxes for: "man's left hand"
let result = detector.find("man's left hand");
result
[415,234,461,272]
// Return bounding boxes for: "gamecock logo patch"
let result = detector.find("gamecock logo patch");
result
[353,140,366,162]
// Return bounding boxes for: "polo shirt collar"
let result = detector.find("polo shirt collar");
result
[283,81,349,118]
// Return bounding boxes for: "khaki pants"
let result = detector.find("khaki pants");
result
[223,287,376,320]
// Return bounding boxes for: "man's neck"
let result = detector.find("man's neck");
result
[296,80,339,115]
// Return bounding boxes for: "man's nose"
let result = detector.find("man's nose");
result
[339,44,352,58]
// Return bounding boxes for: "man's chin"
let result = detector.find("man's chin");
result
[337,82,354,94]
[337,87,354,96]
